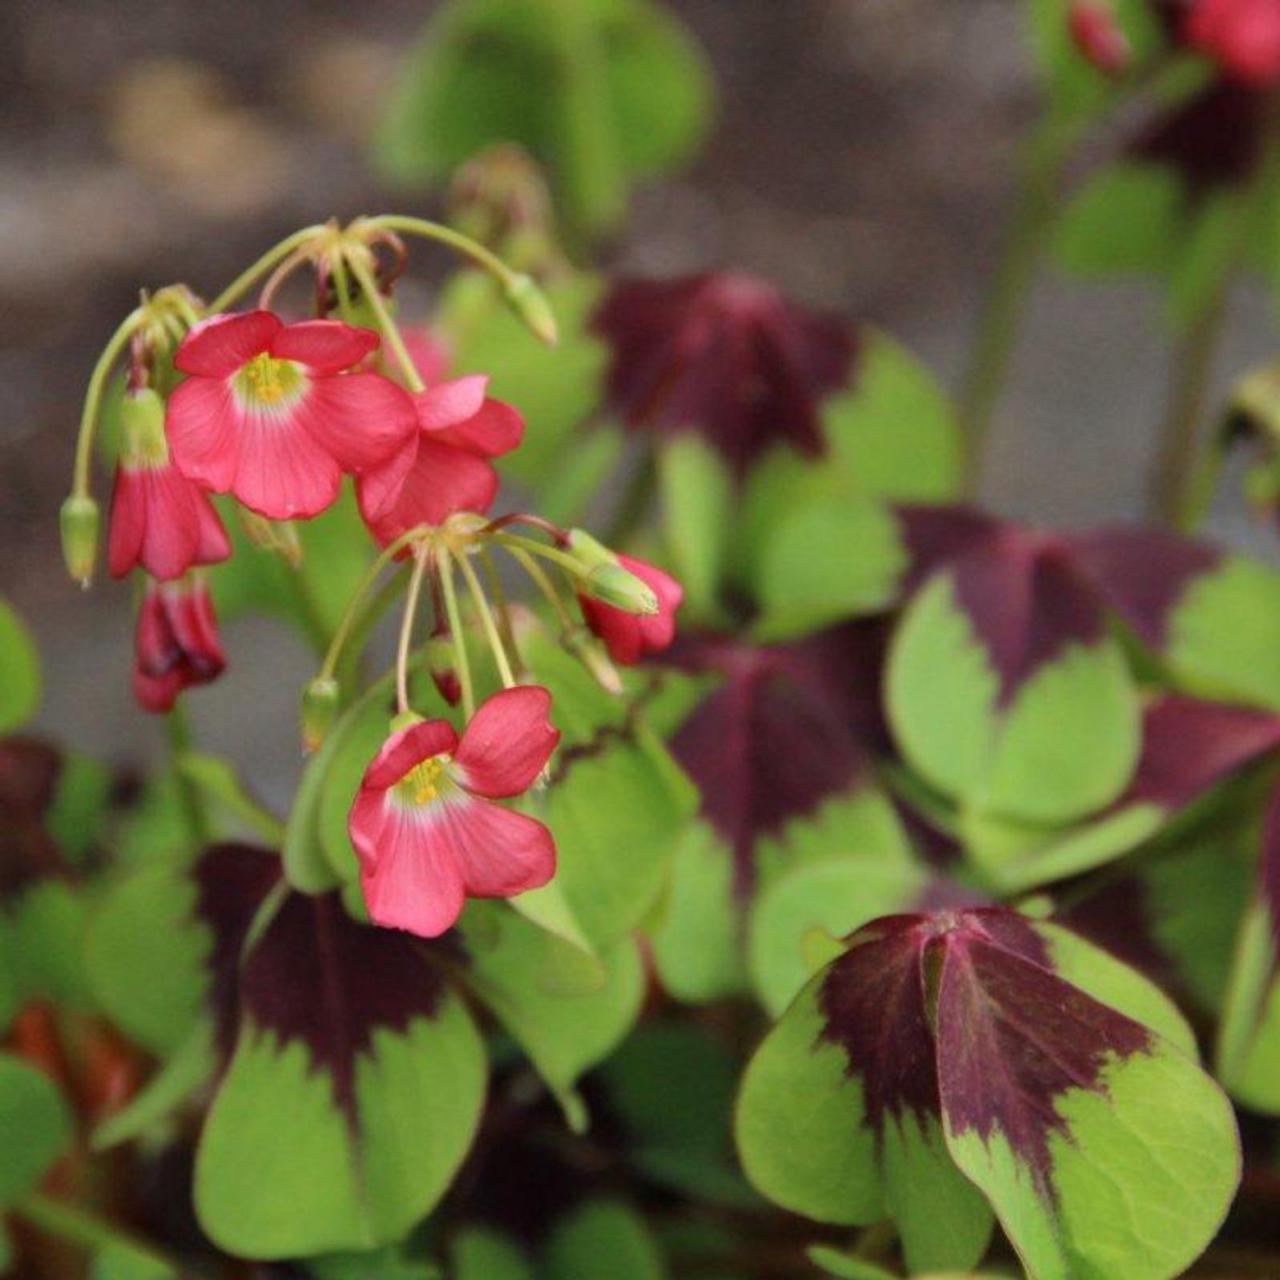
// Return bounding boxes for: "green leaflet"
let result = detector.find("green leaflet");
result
[457,901,645,1129]
[543,1200,668,1280]
[0,597,41,732]
[658,434,734,625]
[0,1053,73,1207]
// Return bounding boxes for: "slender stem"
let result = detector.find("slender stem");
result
[259,245,314,312]
[455,547,516,688]
[1148,288,1230,530]
[366,214,523,292]
[16,1192,176,1271]
[344,250,425,392]
[493,531,589,578]
[958,120,1075,497]
[480,548,522,675]
[204,225,326,315]
[508,545,577,631]
[329,245,357,324]
[165,704,208,845]
[72,307,146,497]
[396,548,431,714]
[336,565,409,693]
[439,553,476,718]
[318,526,430,681]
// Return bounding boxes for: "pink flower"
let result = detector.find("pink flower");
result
[132,578,226,713]
[1069,1,1131,74]
[579,552,683,665]
[108,387,230,581]
[1186,0,1280,85]
[349,687,559,938]
[356,375,523,547]
[165,311,418,520]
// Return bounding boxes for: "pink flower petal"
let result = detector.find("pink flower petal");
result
[270,320,380,375]
[435,793,556,898]
[356,800,467,938]
[175,311,280,378]
[298,374,419,475]
[227,399,344,519]
[357,439,498,546]
[453,686,559,798]
[166,378,242,494]
[109,464,230,582]
[414,376,489,430]
[107,467,147,579]
[432,399,524,457]
[361,719,460,793]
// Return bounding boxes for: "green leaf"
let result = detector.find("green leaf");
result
[602,1022,755,1208]
[0,1054,73,1206]
[7,879,92,1013]
[886,572,1141,826]
[0,597,40,731]
[457,902,644,1128]
[306,1245,442,1279]
[1164,554,1280,708]
[90,1243,176,1280]
[1217,903,1280,1111]
[450,1227,535,1280]
[195,893,486,1257]
[804,1246,897,1280]
[648,823,746,1004]
[1054,165,1185,276]
[658,435,734,622]
[43,753,112,864]
[543,1200,668,1280]
[176,752,284,843]
[376,0,711,240]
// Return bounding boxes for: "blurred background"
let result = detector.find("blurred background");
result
[1,0,1274,776]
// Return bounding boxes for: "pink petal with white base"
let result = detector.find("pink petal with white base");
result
[270,320,379,374]
[453,686,559,798]
[360,719,460,792]
[434,793,556,897]
[165,379,241,492]
[175,311,280,378]
[298,373,418,473]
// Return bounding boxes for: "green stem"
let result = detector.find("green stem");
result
[204,225,327,315]
[165,705,208,845]
[396,549,431,714]
[1147,288,1230,531]
[344,251,425,392]
[15,1192,176,1271]
[366,214,524,292]
[439,552,476,719]
[480,548,523,675]
[493,531,588,578]
[72,307,146,497]
[508,545,577,632]
[455,548,516,688]
[336,565,409,694]
[318,527,430,682]
[958,119,1075,497]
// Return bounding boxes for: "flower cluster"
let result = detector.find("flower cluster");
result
[64,216,683,940]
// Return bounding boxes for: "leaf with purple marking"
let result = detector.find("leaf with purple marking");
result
[1070,526,1280,708]
[194,889,485,1258]
[886,527,1141,826]
[736,908,1239,1279]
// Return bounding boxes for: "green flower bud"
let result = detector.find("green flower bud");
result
[120,386,169,464]
[565,527,614,571]
[300,677,341,752]
[503,273,558,347]
[583,562,659,616]
[60,494,100,588]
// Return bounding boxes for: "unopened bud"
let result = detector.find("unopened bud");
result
[566,527,613,570]
[426,631,461,706]
[300,677,340,752]
[120,386,168,464]
[1068,1,1130,76]
[583,563,659,616]
[504,273,558,346]
[60,494,100,588]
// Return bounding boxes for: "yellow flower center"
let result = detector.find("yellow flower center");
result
[236,352,302,406]
[397,756,447,807]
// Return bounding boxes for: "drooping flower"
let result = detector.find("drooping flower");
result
[1185,0,1280,85]
[348,687,559,938]
[569,530,683,665]
[1069,0,1132,72]
[592,272,857,475]
[108,387,230,581]
[132,577,226,713]
[356,375,524,547]
[165,311,418,521]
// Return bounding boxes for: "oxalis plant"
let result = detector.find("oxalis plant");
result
[6,1,1280,1278]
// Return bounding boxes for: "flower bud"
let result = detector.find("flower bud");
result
[120,386,168,464]
[565,527,613,570]
[60,494,100,588]
[582,562,660,616]
[1068,1,1130,75]
[300,677,340,753]
[425,631,461,706]
[503,273,558,346]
